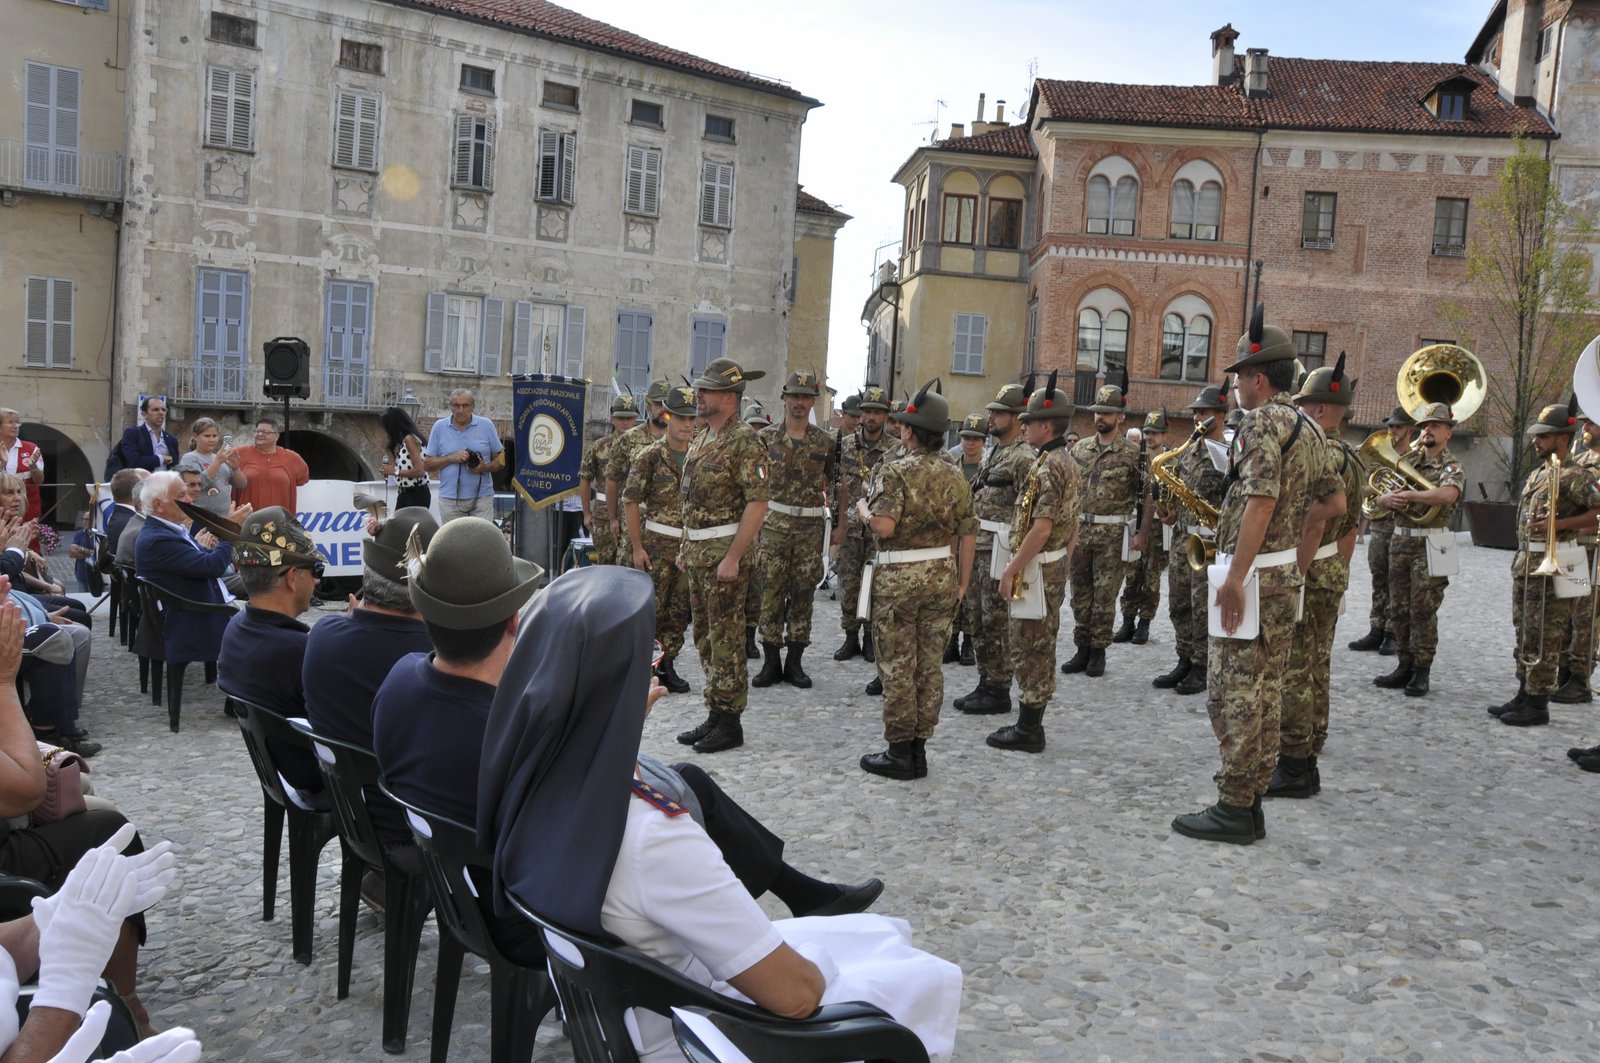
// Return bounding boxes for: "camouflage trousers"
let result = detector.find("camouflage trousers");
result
[1279,586,1342,759]
[1166,539,1208,662]
[956,573,979,637]
[744,544,763,628]
[687,557,754,716]
[971,547,1012,685]
[590,515,617,569]
[1366,523,1393,628]
[1562,544,1597,678]
[1513,558,1575,695]
[1206,586,1297,806]
[1120,538,1166,621]
[1387,535,1448,667]
[1069,523,1129,649]
[640,531,691,660]
[872,590,957,742]
[758,520,826,646]
[1007,559,1070,707]
[837,525,870,634]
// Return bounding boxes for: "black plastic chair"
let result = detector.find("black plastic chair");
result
[379,782,559,1063]
[292,723,432,1055]
[232,699,338,965]
[136,577,229,732]
[507,896,930,1063]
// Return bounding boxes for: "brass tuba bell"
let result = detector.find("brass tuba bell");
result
[1396,343,1485,425]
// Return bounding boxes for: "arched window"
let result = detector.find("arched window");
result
[1170,179,1222,241]
[1160,312,1211,381]
[1086,175,1138,235]
[1077,308,1129,373]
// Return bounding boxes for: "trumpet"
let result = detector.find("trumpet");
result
[1520,453,1563,667]
[1149,417,1221,571]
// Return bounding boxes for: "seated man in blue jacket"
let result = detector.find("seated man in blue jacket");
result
[134,471,235,669]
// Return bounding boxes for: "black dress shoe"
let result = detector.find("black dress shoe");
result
[804,878,885,916]
[859,743,915,780]
[1153,657,1192,689]
[677,712,719,746]
[865,675,882,696]
[1085,647,1106,677]
[1171,801,1256,845]
[833,630,861,661]
[1131,619,1150,645]
[693,714,744,753]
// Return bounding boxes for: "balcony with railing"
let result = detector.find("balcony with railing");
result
[163,360,408,412]
[0,141,123,200]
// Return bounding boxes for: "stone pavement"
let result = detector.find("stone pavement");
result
[65,540,1600,1060]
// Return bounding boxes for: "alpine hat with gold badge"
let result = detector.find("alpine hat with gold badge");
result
[782,369,821,397]
[692,357,765,395]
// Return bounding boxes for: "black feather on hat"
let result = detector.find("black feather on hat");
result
[1570,390,1581,427]
[1330,351,1346,395]
[1023,372,1037,396]
[905,378,936,415]
[1120,367,1130,405]
[1248,303,1265,347]
[1043,368,1059,409]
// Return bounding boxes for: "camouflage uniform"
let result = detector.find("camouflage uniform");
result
[837,430,892,634]
[1513,459,1600,694]
[606,422,666,564]
[623,439,692,659]
[581,432,619,565]
[1280,435,1363,759]
[1386,447,1464,668]
[679,420,770,717]
[869,451,976,742]
[1365,510,1396,630]
[1563,444,1600,681]
[970,436,1036,686]
[1007,442,1084,706]
[1068,435,1140,648]
[954,455,984,638]
[1167,433,1226,665]
[1207,394,1322,807]
[1121,445,1166,624]
[756,422,836,646]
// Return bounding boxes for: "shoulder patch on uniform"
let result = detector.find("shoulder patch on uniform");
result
[631,779,691,817]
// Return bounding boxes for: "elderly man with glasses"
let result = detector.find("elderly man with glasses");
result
[424,388,505,523]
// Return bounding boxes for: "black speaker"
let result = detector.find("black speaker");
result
[262,336,311,399]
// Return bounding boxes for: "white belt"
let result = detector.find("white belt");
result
[768,501,826,519]
[1525,540,1581,553]
[1393,526,1447,538]
[684,523,740,541]
[1312,542,1339,561]
[876,546,953,565]
[1579,536,1599,547]
[592,491,607,503]
[1036,546,1071,565]
[978,519,1009,534]
[1184,525,1216,540]
[1217,547,1299,570]
[1081,513,1127,525]
[643,520,684,538]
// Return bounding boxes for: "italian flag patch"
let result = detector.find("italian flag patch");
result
[757,465,768,480]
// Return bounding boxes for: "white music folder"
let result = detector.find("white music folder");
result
[1207,562,1260,640]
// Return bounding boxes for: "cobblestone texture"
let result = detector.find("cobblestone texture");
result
[61,540,1600,1060]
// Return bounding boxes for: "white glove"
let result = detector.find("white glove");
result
[30,847,136,1017]
[45,1000,202,1063]
[33,829,176,932]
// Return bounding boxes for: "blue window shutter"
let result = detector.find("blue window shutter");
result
[425,292,446,373]
[480,297,504,376]
[561,305,586,379]
[511,300,532,375]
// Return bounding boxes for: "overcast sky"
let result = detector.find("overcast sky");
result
[581,0,1492,389]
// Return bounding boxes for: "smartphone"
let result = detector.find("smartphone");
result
[222,435,234,449]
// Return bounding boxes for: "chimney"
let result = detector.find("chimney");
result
[1244,48,1269,98]
[976,92,986,121]
[948,122,965,139]
[1211,23,1239,86]
[995,99,1006,124]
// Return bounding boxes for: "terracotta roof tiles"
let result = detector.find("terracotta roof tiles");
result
[795,186,848,217]
[933,125,1037,158]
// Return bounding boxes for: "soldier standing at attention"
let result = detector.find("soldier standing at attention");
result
[1371,403,1465,698]
[858,380,975,780]
[605,378,672,564]
[1062,381,1145,678]
[829,393,862,580]
[741,399,774,658]
[752,371,836,690]
[580,395,639,566]
[986,374,1082,753]
[1555,410,1600,705]
[623,386,698,695]
[1116,410,1169,645]
[674,359,770,754]
[955,383,1034,717]
[1490,399,1600,727]
[1154,384,1229,695]
[1267,357,1360,799]
[1348,405,1414,656]
[1172,306,1333,845]
[946,413,988,666]
[832,386,892,663]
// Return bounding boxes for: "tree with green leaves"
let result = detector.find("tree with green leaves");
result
[1441,138,1598,494]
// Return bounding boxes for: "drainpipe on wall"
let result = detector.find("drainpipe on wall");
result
[1241,128,1264,331]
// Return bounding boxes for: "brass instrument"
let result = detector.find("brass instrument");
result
[1520,453,1563,667]
[1149,417,1221,571]
[1360,343,1486,523]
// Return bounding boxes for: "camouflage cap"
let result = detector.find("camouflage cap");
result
[1086,384,1127,415]
[1529,396,1581,436]
[644,378,672,404]
[985,383,1028,413]
[692,357,765,393]
[1225,304,1297,373]
[363,507,439,584]
[609,394,640,419]
[958,413,988,437]
[1411,401,1456,428]
[1293,353,1354,407]
[858,385,890,411]
[1384,404,1415,428]
[235,506,320,569]
[840,393,863,416]
[1143,409,1170,433]
[662,386,697,418]
[781,369,822,397]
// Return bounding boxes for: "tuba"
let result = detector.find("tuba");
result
[1361,343,1485,523]
[1150,417,1221,570]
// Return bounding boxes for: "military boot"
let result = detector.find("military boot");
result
[655,656,690,695]
[833,629,862,661]
[953,676,982,711]
[1112,615,1135,643]
[1251,795,1266,840]
[1567,743,1600,762]
[911,739,928,779]
[1086,647,1107,678]
[744,626,759,659]
[865,675,882,696]
[861,627,876,663]
[1060,643,1091,675]
[860,741,916,780]
[1551,674,1592,704]
[1263,754,1315,799]
[783,643,812,688]
[1558,665,1573,689]
[956,681,1012,715]
[1153,657,1192,689]
[1373,657,1414,689]
[1174,665,1208,695]
[959,634,975,666]
[1308,755,1321,795]
[1131,618,1150,645]
[943,633,960,663]
[985,704,1046,753]
[1347,626,1384,652]
[693,713,744,753]
[1403,665,1431,698]
[676,712,719,746]
[751,643,784,688]
[1171,801,1256,845]
[1377,630,1399,656]
[1488,682,1526,717]
[1500,693,1550,727]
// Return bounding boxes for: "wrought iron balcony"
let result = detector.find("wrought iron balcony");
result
[0,141,123,200]
[163,360,408,412]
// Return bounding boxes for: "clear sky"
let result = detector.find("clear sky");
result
[579,0,1493,390]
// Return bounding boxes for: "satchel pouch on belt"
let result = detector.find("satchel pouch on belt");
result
[1425,531,1460,578]
[856,564,875,621]
[1007,558,1046,621]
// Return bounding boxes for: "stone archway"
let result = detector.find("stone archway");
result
[281,428,372,481]
[20,423,94,529]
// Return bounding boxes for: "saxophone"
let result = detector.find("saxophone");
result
[1149,418,1221,570]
